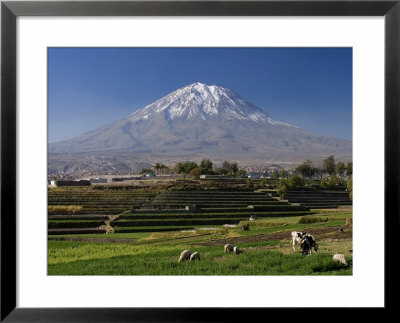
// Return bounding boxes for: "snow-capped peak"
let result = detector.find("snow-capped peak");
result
[128,83,296,127]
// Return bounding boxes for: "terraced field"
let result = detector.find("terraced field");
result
[48,186,159,235]
[48,181,353,276]
[108,191,311,232]
[49,189,316,235]
[284,190,352,209]
[48,187,157,214]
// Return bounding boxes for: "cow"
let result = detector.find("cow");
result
[291,231,304,251]
[224,244,234,253]
[300,233,318,256]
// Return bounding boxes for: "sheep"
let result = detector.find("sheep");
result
[178,249,191,262]
[224,244,234,253]
[333,254,348,266]
[233,246,242,255]
[291,231,304,251]
[189,252,200,261]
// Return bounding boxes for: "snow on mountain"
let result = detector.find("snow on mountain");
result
[128,82,296,127]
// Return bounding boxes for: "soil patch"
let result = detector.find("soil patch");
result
[197,225,352,246]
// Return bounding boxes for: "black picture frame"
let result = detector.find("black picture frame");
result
[1,0,398,321]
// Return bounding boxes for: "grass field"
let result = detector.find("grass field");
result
[48,209,352,275]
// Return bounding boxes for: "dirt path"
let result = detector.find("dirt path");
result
[48,225,352,246]
[197,225,352,246]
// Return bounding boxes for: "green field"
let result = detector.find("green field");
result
[48,181,352,275]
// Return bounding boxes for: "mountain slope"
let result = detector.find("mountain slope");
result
[49,82,352,161]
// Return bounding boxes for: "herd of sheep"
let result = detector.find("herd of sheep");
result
[178,249,200,262]
[178,232,348,267]
[178,244,243,262]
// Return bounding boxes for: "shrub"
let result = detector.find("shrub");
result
[189,167,201,179]
[288,174,305,190]
[246,178,254,188]
[347,176,353,200]
[277,184,288,199]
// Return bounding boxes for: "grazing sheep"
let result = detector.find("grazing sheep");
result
[291,231,304,251]
[224,244,234,253]
[190,252,200,261]
[333,254,348,266]
[249,215,257,221]
[233,246,242,255]
[178,249,191,262]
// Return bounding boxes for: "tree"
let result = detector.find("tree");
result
[347,176,353,200]
[280,170,288,179]
[199,159,213,175]
[230,162,238,176]
[214,161,238,176]
[277,184,288,199]
[222,161,231,172]
[154,162,168,174]
[278,178,288,198]
[321,174,339,189]
[141,168,153,174]
[270,171,279,179]
[246,178,254,188]
[182,161,198,174]
[296,160,315,178]
[174,161,198,174]
[314,167,323,180]
[288,174,305,190]
[215,167,226,175]
[335,161,346,177]
[174,162,183,174]
[189,167,201,179]
[235,169,247,178]
[320,177,329,189]
[328,174,339,187]
[322,155,336,175]
[346,162,353,176]
[154,162,162,172]
[220,161,238,176]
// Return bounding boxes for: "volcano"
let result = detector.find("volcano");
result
[49,82,352,162]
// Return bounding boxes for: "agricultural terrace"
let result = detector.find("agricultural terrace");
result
[48,178,352,275]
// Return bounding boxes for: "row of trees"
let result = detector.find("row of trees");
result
[295,155,352,179]
[142,159,246,178]
[277,172,352,198]
[174,159,247,178]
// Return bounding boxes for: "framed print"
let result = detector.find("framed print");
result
[1,0,399,321]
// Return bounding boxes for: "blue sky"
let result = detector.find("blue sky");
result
[48,47,352,142]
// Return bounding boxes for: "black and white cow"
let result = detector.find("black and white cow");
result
[300,233,318,256]
[291,231,304,251]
